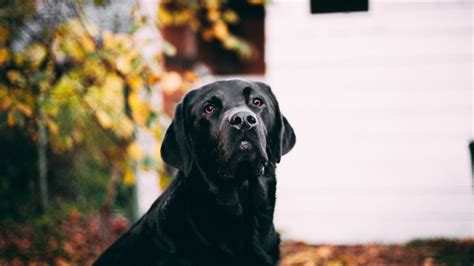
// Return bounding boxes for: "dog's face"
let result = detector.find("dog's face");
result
[161,80,295,186]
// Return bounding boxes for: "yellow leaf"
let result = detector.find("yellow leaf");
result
[127,141,145,161]
[62,37,85,62]
[237,41,253,60]
[158,10,171,26]
[204,0,220,9]
[171,10,193,25]
[207,10,220,22]
[128,92,141,108]
[223,35,239,49]
[115,116,135,138]
[82,36,96,52]
[127,75,144,91]
[95,110,112,128]
[0,48,8,66]
[103,74,124,92]
[13,52,25,65]
[83,58,106,82]
[223,10,239,24]
[101,74,124,112]
[102,31,115,50]
[123,166,135,186]
[248,0,266,4]
[47,120,59,135]
[52,76,75,102]
[27,44,47,69]
[159,170,172,189]
[127,49,140,61]
[153,141,161,162]
[7,70,25,86]
[116,56,131,74]
[153,127,162,140]
[128,92,149,126]
[212,21,229,41]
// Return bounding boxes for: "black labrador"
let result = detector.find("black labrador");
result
[94,79,296,266]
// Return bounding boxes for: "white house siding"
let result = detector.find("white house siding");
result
[263,0,473,243]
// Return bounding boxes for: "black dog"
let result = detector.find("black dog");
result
[94,79,295,266]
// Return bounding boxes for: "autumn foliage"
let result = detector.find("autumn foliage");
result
[0,212,129,265]
[158,0,266,61]
[280,240,474,266]
[0,1,199,216]
[0,1,194,184]
[0,0,194,259]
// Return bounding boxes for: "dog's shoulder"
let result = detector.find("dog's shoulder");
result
[93,180,183,265]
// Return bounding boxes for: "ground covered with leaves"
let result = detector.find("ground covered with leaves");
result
[0,212,128,266]
[280,239,473,266]
[1,213,472,265]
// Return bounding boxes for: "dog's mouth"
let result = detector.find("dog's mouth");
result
[215,135,268,180]
[238,140,252,151]
[235,131,267,157]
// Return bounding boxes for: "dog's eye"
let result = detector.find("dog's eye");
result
[252,98,264,107]
[203,104,216,114]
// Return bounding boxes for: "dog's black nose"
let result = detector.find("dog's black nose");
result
[229,111,258,130]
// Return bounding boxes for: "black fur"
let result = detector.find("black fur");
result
[94,79,296,266]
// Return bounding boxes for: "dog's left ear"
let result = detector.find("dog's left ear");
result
[161,98,194,176]
[279,115,296,157]
[272,110,296,163]
[256,82,296,163]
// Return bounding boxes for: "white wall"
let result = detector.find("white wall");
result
[265,1,473,243]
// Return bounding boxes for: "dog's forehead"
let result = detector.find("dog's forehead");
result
[194,80,263,100]
[205,80,252,95]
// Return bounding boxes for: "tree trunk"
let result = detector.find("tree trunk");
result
[37,95,48,211]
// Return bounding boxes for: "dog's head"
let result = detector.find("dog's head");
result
[161,80,295,186]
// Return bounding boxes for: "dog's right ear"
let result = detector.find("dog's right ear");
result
[161,100,194,176]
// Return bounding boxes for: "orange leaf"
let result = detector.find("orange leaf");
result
[0,98,12,110]
[16,103,33,117]
[212,21,229,41]
[7,110,15,127]
[127,141,145,161]
[127,75,144,91]
[123,166,135,186]
[0,48,8,66]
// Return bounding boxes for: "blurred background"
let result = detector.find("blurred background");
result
[0,0,472,265]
